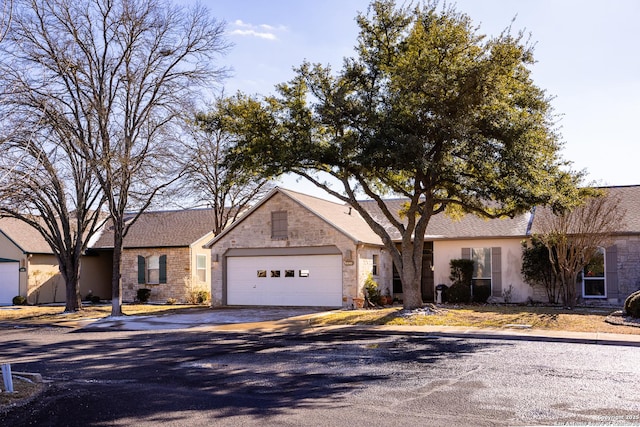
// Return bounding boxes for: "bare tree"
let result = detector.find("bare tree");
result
[533,189,626,308]
[180,95,274,236]
[2,0,229,316]
[0,120,105,312]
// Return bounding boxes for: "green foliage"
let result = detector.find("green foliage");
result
[521,238,559,303]
[364,273,382,305]
[448,259,473,303]
[626,292,640,319]
[473,284,491,303]
[449,259,474,287]
[12,295,27,306]
[624,290,640,318]
[225,0,582,309]
[137,288,152,303]
[447,282,471,304]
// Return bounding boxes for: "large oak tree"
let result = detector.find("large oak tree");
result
[227,0,582,309]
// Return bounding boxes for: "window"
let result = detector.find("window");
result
[583,247,606,298]
[271,270,281,278]
[196,254,206,283]
[271,211,288,239]
[472,247,492,290]
[372,254,379,276]
[137,255,167,285]
[299,270,310,278]
[285,270,295,277]
[147,256,160,284]
[257,270,267,278]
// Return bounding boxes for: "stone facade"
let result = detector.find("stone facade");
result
[210,191,382,307]
[613,236,640,301]
[122,247,199,303]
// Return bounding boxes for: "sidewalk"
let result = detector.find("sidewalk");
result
[73,309,640,347]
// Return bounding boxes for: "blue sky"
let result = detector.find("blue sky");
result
[199,0,639,197]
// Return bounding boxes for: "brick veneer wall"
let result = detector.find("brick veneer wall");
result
[614,236,640,301]
[122,247,195,303]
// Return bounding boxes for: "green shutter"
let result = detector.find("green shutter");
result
[137,256,146,284]
[159,255,167,284]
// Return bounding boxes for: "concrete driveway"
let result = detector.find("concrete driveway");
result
[78,307,333,331]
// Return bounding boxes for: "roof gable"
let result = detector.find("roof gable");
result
[206,187,384,247]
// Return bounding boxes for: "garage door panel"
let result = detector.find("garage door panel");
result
[227,255,342,307]
[0,262,19,305]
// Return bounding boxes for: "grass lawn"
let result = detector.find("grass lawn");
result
[0,303,206,325]
[311,304,640,335]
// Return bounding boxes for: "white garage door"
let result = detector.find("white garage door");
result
[227,254,342,307]
[0,261,19,305]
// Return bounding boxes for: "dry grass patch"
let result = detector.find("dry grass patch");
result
[0,375,43,407]
[312,305,640,335]
[0,304,205,325]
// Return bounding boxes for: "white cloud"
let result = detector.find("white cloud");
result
[229,29,277,40]
[228,20,287,41]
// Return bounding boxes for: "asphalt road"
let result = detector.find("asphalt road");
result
[1,326,639,426]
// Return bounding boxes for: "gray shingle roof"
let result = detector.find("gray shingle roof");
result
[529,185,640,235]
[0,217,53,254]
[92,209,216,249]
[358,199,532,241]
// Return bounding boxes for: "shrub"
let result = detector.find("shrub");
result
[12,295,27,306]
[187,289,210,304]
[449,259,473,287]
[447,282,470,304]
[624,290,640,315]
[166,298,177,305]
[90,295,101,304]
[625,291,640,318]
[137,288,152,303]
[364,273,382,305]
[473,284,491,303]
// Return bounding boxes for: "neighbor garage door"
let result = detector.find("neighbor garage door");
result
[227,253,342,307]
[0,260,19,305]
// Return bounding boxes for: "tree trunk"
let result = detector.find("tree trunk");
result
[560,271,578,309]
[111,229,124,317]
[400,242,424,309]
[57,251,83,312]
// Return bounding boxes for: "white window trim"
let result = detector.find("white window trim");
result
[372,254,379,276]
[196,254,207,283]
[472,247,492,289]
[582,247,607,299]
[147,255,160,285]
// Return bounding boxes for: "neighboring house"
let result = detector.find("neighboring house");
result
[529,185,640,304]
[206,188,386,308]
[0,217,110,305]
[91,209,217,303]
[207,185,640,308]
